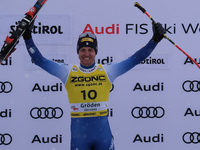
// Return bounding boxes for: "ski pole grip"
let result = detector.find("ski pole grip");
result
[134,2,146,13]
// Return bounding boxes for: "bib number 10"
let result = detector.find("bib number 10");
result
[81,90,97,100]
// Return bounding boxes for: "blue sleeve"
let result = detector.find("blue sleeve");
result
[25,38,70,84]
[104,39,157,83]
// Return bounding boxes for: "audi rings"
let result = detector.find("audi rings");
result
[131,106,165,118]
[0,81,13,93]
[183,132,200,144]
[0,133,12,145]
[182,80,200,92]
[30,107,63,119]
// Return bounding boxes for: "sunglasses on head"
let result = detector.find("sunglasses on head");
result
[79,32,96,39]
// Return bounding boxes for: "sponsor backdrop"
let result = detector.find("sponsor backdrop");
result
[0,0,200,149]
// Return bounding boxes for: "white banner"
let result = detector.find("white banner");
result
[0,14,73,45]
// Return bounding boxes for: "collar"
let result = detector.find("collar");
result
[79,63,97,73]
[80,62,95,69]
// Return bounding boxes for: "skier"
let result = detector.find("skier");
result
[23,19,165,149]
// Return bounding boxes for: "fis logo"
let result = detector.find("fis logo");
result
[126,23,176,34]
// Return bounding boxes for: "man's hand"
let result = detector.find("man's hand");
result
[23,19,35,40]
[152,22,166,43]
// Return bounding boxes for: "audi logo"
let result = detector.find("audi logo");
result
[131,106,165,118]
[0,133,12,145]
[182,80,200,92]
[0,81,13,93]
[183,132,200,144]
[30,107,63,119]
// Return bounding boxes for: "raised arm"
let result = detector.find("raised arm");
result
[24,38,70,84]
[105,22,165,83]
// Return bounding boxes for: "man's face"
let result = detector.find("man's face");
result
[78,47,96,67]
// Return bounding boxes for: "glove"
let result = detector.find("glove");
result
[23,19,35,40]
[152,22,166,43]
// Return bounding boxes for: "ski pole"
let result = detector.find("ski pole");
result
[134,2,200,69]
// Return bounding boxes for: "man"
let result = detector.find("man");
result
[23,19,165,149]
